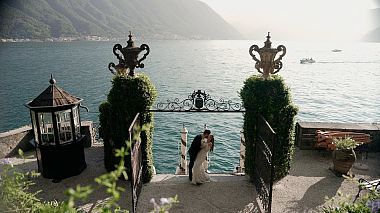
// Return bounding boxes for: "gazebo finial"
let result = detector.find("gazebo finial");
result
[49,74,56,85]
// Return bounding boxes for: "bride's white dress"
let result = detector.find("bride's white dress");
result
[191,139,211,184]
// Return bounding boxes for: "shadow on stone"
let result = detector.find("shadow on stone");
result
[285,176,344,212]
[1,147,133,212]
[138,174,260,213]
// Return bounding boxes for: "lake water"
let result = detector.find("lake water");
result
[0,40,379,173]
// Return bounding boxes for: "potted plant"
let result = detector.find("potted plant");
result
[332,137,360,175]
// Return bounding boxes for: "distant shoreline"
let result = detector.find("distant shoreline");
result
[0,36,120,43]
[0,34,242,43]
[2,37,379,43]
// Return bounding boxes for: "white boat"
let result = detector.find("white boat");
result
[300,58,316,64]
[332,49,342,52]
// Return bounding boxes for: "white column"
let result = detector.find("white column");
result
[179,125,188,175]
[203,124,209,172]
[239,129,246,173]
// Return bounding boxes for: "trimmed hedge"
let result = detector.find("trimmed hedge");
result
[99,74,157,183]
[240,75,298,181]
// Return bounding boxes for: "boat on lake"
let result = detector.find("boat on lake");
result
[300,58,316,64]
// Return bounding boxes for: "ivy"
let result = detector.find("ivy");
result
[240,75,298,181]
[99,74,157,183]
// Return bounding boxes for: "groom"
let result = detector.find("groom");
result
[188,129,211,181]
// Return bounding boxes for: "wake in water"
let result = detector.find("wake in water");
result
[316,61,380,64]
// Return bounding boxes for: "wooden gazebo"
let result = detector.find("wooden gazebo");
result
[25,75,86,180]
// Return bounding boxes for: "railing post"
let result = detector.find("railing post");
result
[180,125,188,175]
[235,129,245,174]
[239,129,246,173]
[203,124,210,172]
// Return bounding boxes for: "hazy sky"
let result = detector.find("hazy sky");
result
[198,0,378,41]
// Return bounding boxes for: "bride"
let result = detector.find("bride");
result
[192,134,214,185]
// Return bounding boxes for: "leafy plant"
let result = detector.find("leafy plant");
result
[1,143,178,212]
[240,75,298,181]
[321,176,380,213]
[0,143,130,212]
[0,150,76,212]
[333,137,360,150]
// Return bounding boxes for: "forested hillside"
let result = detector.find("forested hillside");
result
[0,0,242,39]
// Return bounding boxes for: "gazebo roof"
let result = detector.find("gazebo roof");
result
[26,76,81,108]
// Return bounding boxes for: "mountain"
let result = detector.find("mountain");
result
[363,8,380,42]
[0,0,242,40]
[364,27,380,42]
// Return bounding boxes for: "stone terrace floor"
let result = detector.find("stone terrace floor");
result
[0,147,379,212]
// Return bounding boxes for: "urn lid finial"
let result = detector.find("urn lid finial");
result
[264,32,272,48]
[127,31,134,47]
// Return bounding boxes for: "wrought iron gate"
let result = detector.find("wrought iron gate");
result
[254,115,276,213]
[122,90,244,212]
[129,113,143,213]
[146,90,245,113]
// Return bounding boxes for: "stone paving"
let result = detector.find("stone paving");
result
[1,147,379,213]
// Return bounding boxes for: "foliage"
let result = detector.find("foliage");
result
[149,196,179,213]
[0,162,53,212]
[240,75,298,181]
[99,74,157,183]
[333,137,360,150]
[1,145,178,212]
[321,177,380,213]
[322,202,371,213]
[0,150,77,212]
[92,146,130,212]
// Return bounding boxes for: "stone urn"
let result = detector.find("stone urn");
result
[332,148,356,175]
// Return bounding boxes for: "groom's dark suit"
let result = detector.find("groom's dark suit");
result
[188,134,202,181]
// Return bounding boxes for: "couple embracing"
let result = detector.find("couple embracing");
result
[188,129,214,185]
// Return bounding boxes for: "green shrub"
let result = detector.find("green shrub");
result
[99,74,157,183]
[240,75,298,181]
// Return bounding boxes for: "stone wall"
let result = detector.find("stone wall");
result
[0,125,34,158]
[0,121,95,158]
[81,121,95,148]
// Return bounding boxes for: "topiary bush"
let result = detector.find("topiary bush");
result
[240,75,298,181]
[99,73,157,183]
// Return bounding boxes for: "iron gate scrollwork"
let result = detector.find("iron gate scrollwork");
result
[254,115,276,213]
[129,113,143,213]
[148,90,245,112]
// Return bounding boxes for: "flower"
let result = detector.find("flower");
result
[0,158,13,167]
[150,198,156,204]
[149,196,178,213]
[160,198,170,205]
